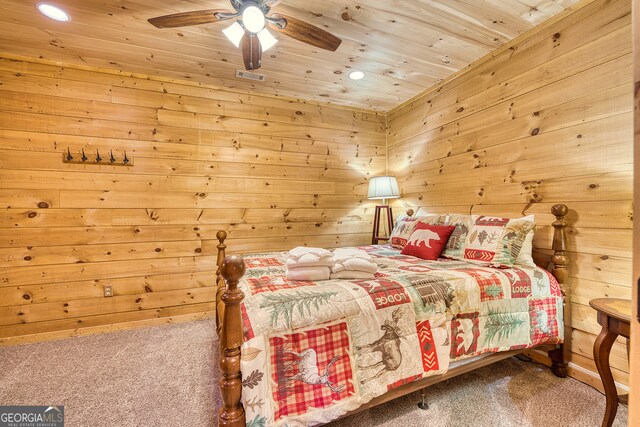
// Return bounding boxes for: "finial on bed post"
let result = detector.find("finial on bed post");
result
[218,255,246,427]
[551,204,568,285]
[549,204,570,378]
[215,231,228,335]
[216,231,227,284]
[406,209,414,217]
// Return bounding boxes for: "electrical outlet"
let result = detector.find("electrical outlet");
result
[103,285,113,297]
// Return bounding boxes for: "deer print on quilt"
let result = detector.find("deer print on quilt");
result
[238,245,563,426]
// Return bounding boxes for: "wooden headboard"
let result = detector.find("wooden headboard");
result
[403,203,570,374]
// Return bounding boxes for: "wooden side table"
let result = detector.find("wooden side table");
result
[589,298,631,427]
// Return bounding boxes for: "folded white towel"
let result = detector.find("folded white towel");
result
[287,246,333,261]
[333,248,372,262]
[286,253,334,269]
[330,270,376,280]
[286,266,330,281]
[332,258,378,274]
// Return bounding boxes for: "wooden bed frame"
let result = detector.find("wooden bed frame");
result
[214,204,570,426]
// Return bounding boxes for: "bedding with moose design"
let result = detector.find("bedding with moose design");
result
[238,245,563,426]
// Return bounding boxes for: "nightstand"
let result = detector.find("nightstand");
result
[589,298,631,427]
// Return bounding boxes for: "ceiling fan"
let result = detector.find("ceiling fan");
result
[148,0,342,71]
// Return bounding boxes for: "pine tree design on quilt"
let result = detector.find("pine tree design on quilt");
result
[483,307,525,346]
[244,266,286,278]
[484,284,503,299]
[259,291,338,327]
[246,414,267,427]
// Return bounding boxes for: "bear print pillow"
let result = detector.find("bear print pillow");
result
[401,222,456,260]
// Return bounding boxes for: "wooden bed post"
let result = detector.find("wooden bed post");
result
[218,255,246,427]
[215,231,227,335]
[548,203,570,378]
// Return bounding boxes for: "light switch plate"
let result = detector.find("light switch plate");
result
[103,285,113,297]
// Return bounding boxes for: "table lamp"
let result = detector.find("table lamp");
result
[368,176,400,244]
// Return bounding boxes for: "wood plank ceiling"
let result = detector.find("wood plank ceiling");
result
[0,0,580,111]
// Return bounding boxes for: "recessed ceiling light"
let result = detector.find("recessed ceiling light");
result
[37,3,71,22]
[349,70,365,80]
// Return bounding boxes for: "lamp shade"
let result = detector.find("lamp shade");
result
[368,176,400,200]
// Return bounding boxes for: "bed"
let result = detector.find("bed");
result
[215,204,570,427]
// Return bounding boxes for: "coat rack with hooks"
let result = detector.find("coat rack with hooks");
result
[62,148,134,167]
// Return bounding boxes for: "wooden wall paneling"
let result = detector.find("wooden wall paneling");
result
[109,207,373,227]
[389,0,626,120]
[389,29,631,142]
[0,53,385,344]
[0,286,215,325]
[388,0,633,389]
[0,302,216,346]
[0,149,372,183]
[0,130,384,170]
[631,0,640,421]
[0,256,216,287]
[0,58,385,129]
[0,240,203,268]
[0,271,214,307]
[389,84,632,172]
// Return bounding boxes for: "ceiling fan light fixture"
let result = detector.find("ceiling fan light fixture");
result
[36,3,71,22]
[349,70,365,80]
[223,21,245,48]
[257,28,278,52]
[242,5,265,33]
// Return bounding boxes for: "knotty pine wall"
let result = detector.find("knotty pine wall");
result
[0,56,386,345]
[388,0,633,387]
[630,0,639,420]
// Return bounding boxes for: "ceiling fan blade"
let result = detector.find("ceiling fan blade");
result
[268,13,342,52]
[148,9,235,29]
[242,34,263,71]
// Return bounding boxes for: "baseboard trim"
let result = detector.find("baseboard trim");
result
[527,349,629,393]
[0,311,215,347]
[568,359,630,393]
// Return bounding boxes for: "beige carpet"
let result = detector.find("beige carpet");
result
[0,319,628,427]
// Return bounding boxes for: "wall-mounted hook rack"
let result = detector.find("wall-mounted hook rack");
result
[62,147,134,167]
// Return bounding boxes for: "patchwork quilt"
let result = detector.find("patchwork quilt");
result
[238,245,563,426]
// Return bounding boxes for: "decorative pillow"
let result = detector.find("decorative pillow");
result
[401,223,456,260]
[464,215,535,267]
[515,223,536,267]
[441,214,473,259]
[389,214,440,249]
